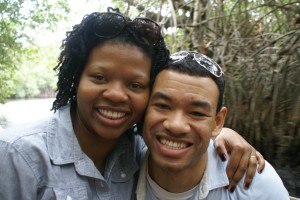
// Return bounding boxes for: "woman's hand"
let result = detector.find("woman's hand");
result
[213,127,265,192]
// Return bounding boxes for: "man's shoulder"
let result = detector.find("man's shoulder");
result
[207,141,289,199]
[230,161,290,199]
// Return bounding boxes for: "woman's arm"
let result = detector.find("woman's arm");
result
[213,127,265,192]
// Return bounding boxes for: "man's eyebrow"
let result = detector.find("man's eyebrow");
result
[151,91,212,111]
[191,101,212,111]
[151,92,172,102]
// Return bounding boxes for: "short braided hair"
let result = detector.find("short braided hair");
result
[51,12,169,112]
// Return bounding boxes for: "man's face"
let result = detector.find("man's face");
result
[143,70,226,173]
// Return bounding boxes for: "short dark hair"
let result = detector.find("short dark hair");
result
[159,53,225,113]
[51,12,169,112]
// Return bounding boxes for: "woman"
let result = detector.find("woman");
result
[0,8,263,199]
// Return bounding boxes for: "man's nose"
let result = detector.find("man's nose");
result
[162,111,191,134]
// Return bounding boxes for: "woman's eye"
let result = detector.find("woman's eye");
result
[95,75,105,81]
[130,83,142,89]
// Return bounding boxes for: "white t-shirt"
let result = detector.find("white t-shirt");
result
[145,151,209,200]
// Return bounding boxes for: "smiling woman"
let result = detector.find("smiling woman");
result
[0,8,169,199]
[73,43,151,143]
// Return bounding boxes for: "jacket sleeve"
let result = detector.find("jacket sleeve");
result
[232,161,290,200]
[0,140,38,200]
[134,134,148,166]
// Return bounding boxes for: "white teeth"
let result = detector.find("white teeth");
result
[160,138,187,149]
[99,109,126,119]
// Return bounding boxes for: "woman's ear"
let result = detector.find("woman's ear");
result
[212,106,227,138]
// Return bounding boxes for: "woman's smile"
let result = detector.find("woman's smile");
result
[74,42,151,141]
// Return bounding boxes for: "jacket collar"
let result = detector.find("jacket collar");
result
[207,140,229,190]
[47,104,139,180]
[47,105,82,165]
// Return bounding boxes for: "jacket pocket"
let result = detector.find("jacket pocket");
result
[53,186,88,200]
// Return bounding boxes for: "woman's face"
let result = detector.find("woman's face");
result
[74,43,151,141]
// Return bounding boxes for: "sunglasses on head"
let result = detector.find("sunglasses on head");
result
[94,7,161,45]
[170,51,224,77]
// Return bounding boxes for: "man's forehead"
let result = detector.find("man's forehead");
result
[153,70,213,90]
[152,70,219,108]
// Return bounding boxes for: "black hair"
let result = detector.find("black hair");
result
[51,12,169,112]
[159,54,225,113]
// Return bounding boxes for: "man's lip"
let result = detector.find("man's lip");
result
[157,136,192,149]
[154,136,192,158]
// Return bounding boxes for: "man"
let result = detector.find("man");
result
[136,51,289,199]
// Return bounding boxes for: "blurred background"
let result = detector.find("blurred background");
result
[0,0,299,197]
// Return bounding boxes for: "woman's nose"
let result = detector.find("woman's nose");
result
[102,82,129,103]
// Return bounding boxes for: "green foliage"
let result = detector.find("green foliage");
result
[0,0,70,102]
[112,0,126,13]
[0,66,17,102]
[12,45,58,99]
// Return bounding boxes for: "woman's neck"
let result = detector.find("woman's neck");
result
[71,110,119,173]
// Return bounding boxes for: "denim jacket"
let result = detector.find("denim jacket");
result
[0,104,146,200]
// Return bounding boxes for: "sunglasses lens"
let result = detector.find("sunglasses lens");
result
[194,54,222,77]
[94,13,126,37]
[170,51,189,62]
[170,51,223,77]
[131,19,161,45]
[94,13,162,45]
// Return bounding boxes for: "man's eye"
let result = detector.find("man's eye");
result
[191,112,205,117]
[156,103,170,110]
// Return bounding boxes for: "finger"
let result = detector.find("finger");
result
[213,139,228,161]
[243,155,258,189]
[227,147,251,191]
[256,151,265,173]
[226,145,244,184]
[227,180,237,193]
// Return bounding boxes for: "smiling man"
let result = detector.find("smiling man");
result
[136,51,289,199]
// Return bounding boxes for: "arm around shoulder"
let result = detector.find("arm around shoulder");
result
[246,161,289,200]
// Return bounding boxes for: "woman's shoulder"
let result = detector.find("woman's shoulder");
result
[0,118,50,144]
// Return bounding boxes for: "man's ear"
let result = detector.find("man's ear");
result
[212,106,227,138]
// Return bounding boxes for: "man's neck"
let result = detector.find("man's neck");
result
[148,152,208,193]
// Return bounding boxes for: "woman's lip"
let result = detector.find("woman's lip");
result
[98,108,127,119]
[94,108,129,126]
[97,105,129,113]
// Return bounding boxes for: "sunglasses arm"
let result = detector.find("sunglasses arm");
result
[107,7,120,13]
